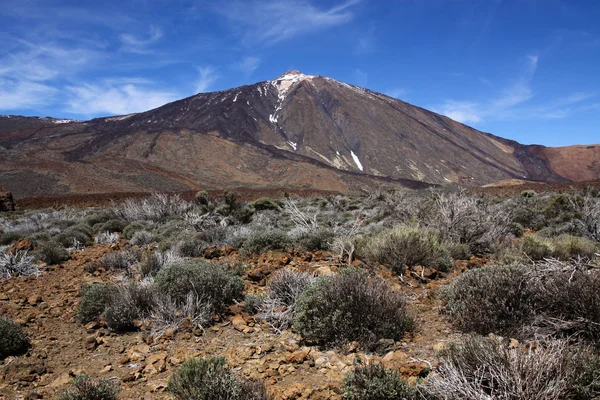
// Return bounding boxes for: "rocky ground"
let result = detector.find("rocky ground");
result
[0,240,481,399]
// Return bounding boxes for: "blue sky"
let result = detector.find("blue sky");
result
[1,0,599,147]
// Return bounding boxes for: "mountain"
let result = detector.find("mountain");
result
[1,70,598,199]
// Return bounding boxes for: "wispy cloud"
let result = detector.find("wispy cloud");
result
[65,80,178,115]
[435,54,539,124]
[222,0,361,44]
[195,66,219,93]
[0,79,57,110]
[120,26,163,54]
[234,56,261,76]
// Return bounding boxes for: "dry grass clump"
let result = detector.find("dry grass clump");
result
[60,374,119,400]
[293,268,414,349]
[356,226,453,273]
[256,268,316,333]
[424,336,600,400]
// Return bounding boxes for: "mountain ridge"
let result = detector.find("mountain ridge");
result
[1,71,598,199]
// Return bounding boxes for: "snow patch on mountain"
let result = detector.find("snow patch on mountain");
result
[351,151,363,171]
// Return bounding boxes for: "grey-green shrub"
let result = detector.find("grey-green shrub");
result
[60,374,119,400]
[343,359,417,400]
[294,268,413,349]
[103,283,157,332]
[77,284,117,324]
[356,226,452,272]
[441,264,533,336]
[238,229,292,254]
[155,260,244,312]
[0,317,28,359]
[168,357,271,400]
[35,241,69,265]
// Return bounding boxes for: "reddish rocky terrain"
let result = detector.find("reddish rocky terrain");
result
[0,241,478,399]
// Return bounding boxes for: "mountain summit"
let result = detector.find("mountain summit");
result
[0,72,598,198]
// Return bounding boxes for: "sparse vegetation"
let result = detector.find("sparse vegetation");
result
[0,250,39,279]
[154,260,244,312]
[77,283,118,324]
[423,336,600,400]
[60,374,119,400]
[294,268,413,348]
[168,357,271,400]
[0,317,28,359]
[356,226,453,273]
[342,359,417,400]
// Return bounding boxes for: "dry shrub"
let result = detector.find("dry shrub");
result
[424,336,600,400]
[100,249,140,270]
[168,357,271,400]
[441,264,533,336]
[257,268,316,333]
[293,268,414,349]
[0,250,39,279]
[60,374,119,400]
[103,282,157,332]
[342,359,417,400]
[0,317,28,359]
[356,226,452,273]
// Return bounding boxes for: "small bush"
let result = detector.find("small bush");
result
[296,230,336,252]
[441,264,533,335]
[356,226,452,272]
[257,269,315,332]
[252,198,283,211]
[0,317,28,359]
[294,268,414,349]
[244,294,265,315]
[239,229,292,254]
[0,250,39,279]
[77,284,117,324]
[35,241,69,265]
[104,283,157,332]
[530,261,600,342]
[122,221,148,239]
[100,249,140,270]
[424,336,600,400]
[168,357,271,400]
[0,232,23,245]
[96,219,126,234]
[57,224,93,248]
[130,230,155,246]
[521,235,552,261]
[60,374,119,400]
[343,359,417,400]
[154,260,244,312]
[94,231,119,244]
[550,234,597,260]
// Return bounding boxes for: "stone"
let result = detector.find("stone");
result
[128,343,151,362]
[50,373,72,388]
[509,338,520,348]
[27,295,42,306]
[9,239,34,253]
[0,185,14,212]
[230,315,247,332]
[314,266,335,276]
[285,350,309,364]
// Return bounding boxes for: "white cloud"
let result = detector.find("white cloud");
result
[435,54,539,124]
[234,56,261,75]
[222,0,361,44]
[195,66,219,93]
[0,78,57,110]
[120,26,163,54]
[437,101,482,124]
[65,80,178,115]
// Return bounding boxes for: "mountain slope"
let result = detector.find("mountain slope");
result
[0,71,597,198]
